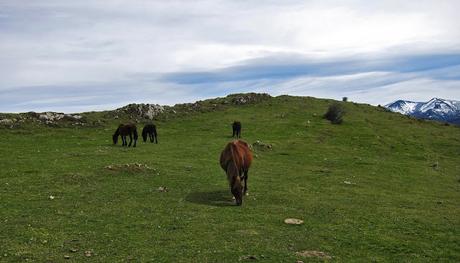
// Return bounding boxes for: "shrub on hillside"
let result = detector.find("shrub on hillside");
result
[324,102,345,124]
[342,97,348,102]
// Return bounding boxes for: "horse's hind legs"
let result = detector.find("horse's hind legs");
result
[243,170,249,196]
[128,134,133,147]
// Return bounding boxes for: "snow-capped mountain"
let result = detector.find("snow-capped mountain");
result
[385,98,460,125]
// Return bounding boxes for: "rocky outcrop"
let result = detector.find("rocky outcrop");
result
[0,111,85,128]
[117,103,165,120]
[37,112,83,124]
[1,93,273,126]
[114,93,272,120]
[227,93,271,105]
[0,118,14,125]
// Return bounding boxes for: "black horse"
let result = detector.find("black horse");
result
[142,124,158,144]
[232,121,242,138]
[113,123,138,147]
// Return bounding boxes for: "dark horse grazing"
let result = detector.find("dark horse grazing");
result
[142,124,158,144]
[220,140,253,206]
[112,124,138,147]
[232,121,242,138]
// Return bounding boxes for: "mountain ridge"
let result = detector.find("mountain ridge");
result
[385,98,460,125]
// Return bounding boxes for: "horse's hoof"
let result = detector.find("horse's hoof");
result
[232,196,236,200]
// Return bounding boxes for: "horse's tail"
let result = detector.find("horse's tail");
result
[133,126,139,141]
[141,127,147,142]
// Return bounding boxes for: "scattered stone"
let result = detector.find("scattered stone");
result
[239,255,258,261]
[157,186,168,192]
[431,162,439,170]
[37,112,83,123]
[252,140,272,151]
[62,114,83,122]
[39,112,63,122]
[84,250,93,257]
[296,250,332,259]
[64,255,70,259]
[0,119,13,125]
[49,195,55,200]
[104,163,157,173]
[284,218,304,225]
[69,248,78,253]
[230,93,271,105]
[343,181,355,185]
[117,103,165,119]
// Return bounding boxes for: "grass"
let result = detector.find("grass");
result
[1,95,459,262]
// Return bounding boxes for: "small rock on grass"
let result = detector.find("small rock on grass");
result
[284,218,304,225]
[84,250,93,257]
[157,186,168,192]
[239,255,258,261]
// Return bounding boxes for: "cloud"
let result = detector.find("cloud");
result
[160,52,460,84]
[0,0,460,112]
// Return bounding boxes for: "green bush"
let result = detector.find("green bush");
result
[324,102,345,124]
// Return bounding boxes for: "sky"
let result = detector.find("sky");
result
[0,0,459,113]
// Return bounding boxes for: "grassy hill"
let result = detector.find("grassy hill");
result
[1,94,459,262]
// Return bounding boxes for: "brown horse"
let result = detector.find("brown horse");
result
[112,123,138,147]
[220,140,253,206]
[232,121,241,138]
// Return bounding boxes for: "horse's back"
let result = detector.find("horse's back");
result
[143,124,157,133]
[235,140,252,169]
[119,123,137,135]
[220,140,252,171]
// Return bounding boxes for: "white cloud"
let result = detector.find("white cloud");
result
[0,0,459,112]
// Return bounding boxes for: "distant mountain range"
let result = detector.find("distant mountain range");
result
[385,98,460,125]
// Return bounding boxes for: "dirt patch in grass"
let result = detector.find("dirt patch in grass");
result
[296,250,332,259]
